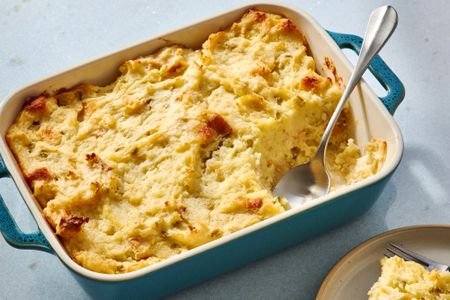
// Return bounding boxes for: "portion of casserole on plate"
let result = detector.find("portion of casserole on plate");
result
[369,256,450,299]
[7,10,386,274]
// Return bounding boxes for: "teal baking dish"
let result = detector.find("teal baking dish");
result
[0,3,404,299]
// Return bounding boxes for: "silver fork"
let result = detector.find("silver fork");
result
[385,242,450,272]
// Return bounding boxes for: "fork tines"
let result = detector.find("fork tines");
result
[385,243,430,268]
[383,250,394,258]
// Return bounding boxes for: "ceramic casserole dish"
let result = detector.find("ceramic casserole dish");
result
[0,3,404,298]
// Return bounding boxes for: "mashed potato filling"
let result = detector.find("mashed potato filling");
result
[7,10,386,274]
[369,256,450,299]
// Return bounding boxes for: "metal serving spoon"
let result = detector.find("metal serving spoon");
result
[274,6,398,206]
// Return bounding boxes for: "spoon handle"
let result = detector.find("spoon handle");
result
[315,6,398,160]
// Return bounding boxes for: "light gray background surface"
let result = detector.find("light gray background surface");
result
[1,0,449,299]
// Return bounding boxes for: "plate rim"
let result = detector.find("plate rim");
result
[316,224,450,299]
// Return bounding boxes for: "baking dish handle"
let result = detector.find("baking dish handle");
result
[327,31,405,114]
[0,156,52,253]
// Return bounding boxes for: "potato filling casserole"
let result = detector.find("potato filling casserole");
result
[369,256,450,299]
[7,10,386,273]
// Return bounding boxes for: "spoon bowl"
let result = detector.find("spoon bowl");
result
[274,156,329,206]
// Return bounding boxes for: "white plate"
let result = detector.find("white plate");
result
[316,225,450,300]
